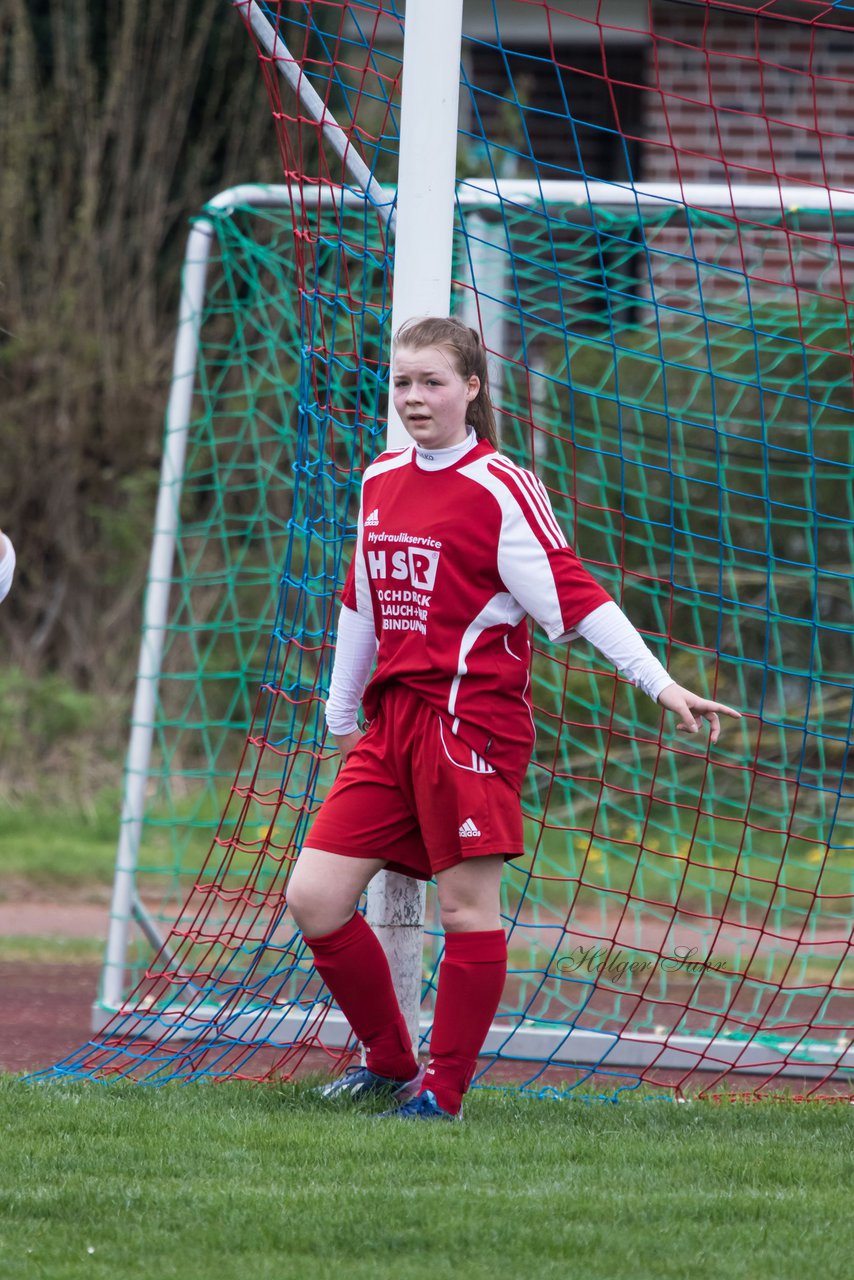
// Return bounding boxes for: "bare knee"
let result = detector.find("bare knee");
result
[436,856,505,933]
[284,877,332,937]
[287,847,383,938]
[286,862,354,937]
[438,901,500,933]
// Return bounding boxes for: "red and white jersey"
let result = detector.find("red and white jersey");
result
[341,437,612,791]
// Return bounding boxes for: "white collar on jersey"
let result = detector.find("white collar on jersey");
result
[413,428,478,471]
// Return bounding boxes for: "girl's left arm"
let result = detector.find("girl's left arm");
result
[574,601,741,744]
[488,461,741,743]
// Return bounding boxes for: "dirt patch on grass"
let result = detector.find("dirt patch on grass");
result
[3,959,850,1099]
[1,961,101,1074]
[0,897,108,1072]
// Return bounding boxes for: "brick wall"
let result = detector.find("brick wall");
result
[643,5,854,189]
[638,6,854,314]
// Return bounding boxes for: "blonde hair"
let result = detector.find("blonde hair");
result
[392,316,499,448]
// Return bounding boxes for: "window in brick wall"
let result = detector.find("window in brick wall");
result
[464,41,647,182]
[462,41,649,334]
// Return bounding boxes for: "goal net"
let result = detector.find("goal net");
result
[48,0,853,1096]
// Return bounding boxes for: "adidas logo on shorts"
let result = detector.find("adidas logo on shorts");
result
[458,818,482,838]
[364,507,379,526]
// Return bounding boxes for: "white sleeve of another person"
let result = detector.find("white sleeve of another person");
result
[0,533,15,603]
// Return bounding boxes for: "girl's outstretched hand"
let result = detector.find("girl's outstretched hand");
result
[657,683,742,745]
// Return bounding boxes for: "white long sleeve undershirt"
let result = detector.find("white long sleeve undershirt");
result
[0,533,15,604]
[573,600,675,701]
[324,599,675,737]
[325,605,379,735]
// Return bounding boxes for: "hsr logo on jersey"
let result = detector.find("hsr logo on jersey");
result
[407,547,440,590]
[365,539,442,634]
[366,546,440,592]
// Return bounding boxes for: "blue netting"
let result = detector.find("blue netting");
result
[36,0,854,1097]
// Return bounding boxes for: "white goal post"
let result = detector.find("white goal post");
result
[96,174,853,1075]
[97,0,854,1081]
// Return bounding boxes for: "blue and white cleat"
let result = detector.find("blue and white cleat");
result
[316,1063,425,1103]
[376,1088,461,1121]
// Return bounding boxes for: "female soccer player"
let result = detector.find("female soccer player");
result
[0,530,15,603]
[286,316,741,1121]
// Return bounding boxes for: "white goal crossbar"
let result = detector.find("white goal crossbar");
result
[98,170,851,1081]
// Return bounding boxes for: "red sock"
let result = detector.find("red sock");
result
[423,928,507,1115]
[303,912,418,1082]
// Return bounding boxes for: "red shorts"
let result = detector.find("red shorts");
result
[305,683,525,881]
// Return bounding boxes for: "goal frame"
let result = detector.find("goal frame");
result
[93,0,854,1087]
[96,171,854,1081]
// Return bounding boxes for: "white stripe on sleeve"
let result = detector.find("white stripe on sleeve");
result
[459,456,571,641]
[489,457,567,550]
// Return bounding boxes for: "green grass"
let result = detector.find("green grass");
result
[0,936,104,964]
[0,800,119,891]
[5,792,853,910]
[0,1079,851,1280]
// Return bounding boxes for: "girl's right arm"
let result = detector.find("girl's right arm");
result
[324,604,378,760]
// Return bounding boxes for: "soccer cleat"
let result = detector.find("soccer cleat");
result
[375,1088,461,1121]
[316,1063,425,1103]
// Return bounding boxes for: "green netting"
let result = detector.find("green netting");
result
[53,189,851,1091]
[43,0,854,1095]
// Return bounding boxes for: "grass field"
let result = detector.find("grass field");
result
[5,791,853,909]
[3,795,851,1280]
[0,800,119,892]
[0,1078,852,1280]
[0,936,105,964]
